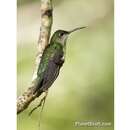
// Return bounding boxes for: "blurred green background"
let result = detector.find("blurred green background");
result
[17,0,114,130]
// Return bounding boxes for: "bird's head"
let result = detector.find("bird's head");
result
[51,27,86,46]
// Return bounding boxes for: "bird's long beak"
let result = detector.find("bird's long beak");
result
[69,26,87,34]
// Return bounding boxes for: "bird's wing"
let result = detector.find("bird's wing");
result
[35,50,64,93]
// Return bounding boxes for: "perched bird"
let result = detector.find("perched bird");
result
[33,27,86,93]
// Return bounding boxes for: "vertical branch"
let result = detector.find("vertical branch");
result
[38,0,53,52]
[32,0,53,81]
[17,0,53,114]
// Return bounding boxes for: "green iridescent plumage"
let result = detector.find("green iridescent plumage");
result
[33,27,86,93]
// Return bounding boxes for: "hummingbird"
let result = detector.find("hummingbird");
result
[33,27,86,94]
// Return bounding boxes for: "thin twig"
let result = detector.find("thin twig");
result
[28,90,48,116]
[38,90,48,130]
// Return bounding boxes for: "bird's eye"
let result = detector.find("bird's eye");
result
[59,32,64,37]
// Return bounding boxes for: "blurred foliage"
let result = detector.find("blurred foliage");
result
[17,0,65,7]
[17,0,37,6]
[17,0,114,130]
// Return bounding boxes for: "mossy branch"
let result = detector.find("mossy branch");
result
[17,0,53,114]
